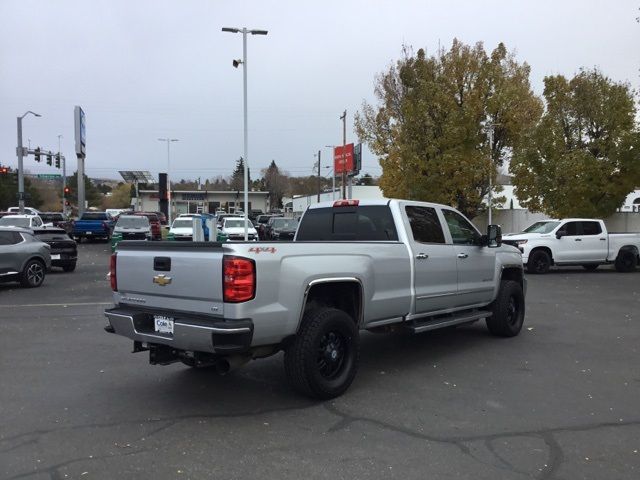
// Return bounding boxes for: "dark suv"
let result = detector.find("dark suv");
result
[30,227,78,272]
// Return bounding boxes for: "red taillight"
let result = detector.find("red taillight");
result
[223,256,255,303]
[110,253,117,291]
[333,199,359,207]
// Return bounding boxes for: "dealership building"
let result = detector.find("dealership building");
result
[136,189,270,216]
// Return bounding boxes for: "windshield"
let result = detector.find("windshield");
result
[117,216,149,228]
[522,221,560,234]
[172,219,193,229]
[0,217,30,227]
[225,219,254,228]
[272,218,297,229]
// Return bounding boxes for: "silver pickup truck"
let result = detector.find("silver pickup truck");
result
[105,199,526,399]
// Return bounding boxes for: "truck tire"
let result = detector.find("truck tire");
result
[19,259,46,288]
[582,264,598,271]
[486,280,525,337]
[284,308,359,400]
[527,250,551,274]
[614,250,638,273]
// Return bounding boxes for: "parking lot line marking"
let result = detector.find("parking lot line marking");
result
[1,302,113,308]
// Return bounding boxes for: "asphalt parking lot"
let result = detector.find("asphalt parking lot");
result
[1,242,639,480]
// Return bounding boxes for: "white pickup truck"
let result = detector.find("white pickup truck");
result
[105,199,526,399]
[503,218,640,274]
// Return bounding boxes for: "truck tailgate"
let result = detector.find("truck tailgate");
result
[114,241,225,315]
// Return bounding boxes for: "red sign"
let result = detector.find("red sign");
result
[334,143,354,174]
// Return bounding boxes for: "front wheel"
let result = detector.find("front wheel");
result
[615,250,638,273]
[20,259,46,288]
[527,250,551,274]
[486,280,525,337]
[284,308,359,400]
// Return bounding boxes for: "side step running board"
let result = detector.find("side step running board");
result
[408,310,492,333]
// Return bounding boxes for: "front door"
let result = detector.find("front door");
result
[441,209,496,307]
[403,204,458,314]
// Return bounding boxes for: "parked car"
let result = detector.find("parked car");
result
[255,214,277,240]
[216,213,242,228]
[220,217,258,241]
[0,226,51,287]
[7,206,40,215]
[503,218,640,273]
[29,227,78,272]
[266,217,298,241]
[38,212,74,234]
[111,215,152,252]
[105,198,524,399]
[133,212,162,240]
[0,214,44,229]
[72,211,114,242]
[168,217,195,241]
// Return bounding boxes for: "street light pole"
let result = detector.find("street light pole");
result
[222,26,268,240]
[58,134,66,214]
[158,138,179,224]
[16,111,41,214]
[325,145,336,200]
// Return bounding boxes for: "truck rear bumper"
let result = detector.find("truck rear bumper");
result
[104,307,253,354]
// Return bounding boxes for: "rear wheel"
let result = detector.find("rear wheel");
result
[582,264,598,271]
[486,280,525,337]
[20,259,46,288]
[615,250,638,273]
[527,250,551,274]
[284,308,359,400]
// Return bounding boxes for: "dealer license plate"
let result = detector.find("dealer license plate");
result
[154,315,174,334]
[51,254,61,260]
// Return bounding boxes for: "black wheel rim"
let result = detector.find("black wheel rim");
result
[27,263,44,286]
[506,296,519,326]
[535,256,548,273]
[317,330,347,379]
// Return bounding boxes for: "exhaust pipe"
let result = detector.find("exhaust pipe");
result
[215,355,250,375]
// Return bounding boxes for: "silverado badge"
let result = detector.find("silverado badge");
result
[153,274,172,286]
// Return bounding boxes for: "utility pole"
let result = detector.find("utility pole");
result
[340,110,346,199]
[58,135,66,214]
[16,111,41,214]
[316,149,321,202]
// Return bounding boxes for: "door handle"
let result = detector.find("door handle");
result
[457,253,468,259]
[599,238,606,241]
[574,239,582,242]
[415,253,429,260]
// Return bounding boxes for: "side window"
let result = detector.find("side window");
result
[581,222,602,235]
[0,232,21,245]
[561,222,580,236]
[405,206,445,244]
[442,209,480,245]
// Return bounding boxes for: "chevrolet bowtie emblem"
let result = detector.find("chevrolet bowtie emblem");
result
[153,274,172,286]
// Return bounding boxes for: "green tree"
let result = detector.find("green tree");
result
[355,40,542,218]
[0,169,42,210]
[66,171,102,208]
[261,160,288,208]
[230,158,251,192]
[355,173,376,186]
[510,69,640,218]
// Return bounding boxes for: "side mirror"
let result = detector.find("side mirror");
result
[487,224,502,248]
[556,230,566,239]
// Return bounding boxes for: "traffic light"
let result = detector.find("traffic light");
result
[55,154,61,168]
[64,186,71,195]
[65,200,70,207]
[46,153,52,166]
[0,166,8,175]
[34,147,41,162]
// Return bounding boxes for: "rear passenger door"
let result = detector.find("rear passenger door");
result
[441,209,496,307]
[578,221,607,262]
[403,204,458,314]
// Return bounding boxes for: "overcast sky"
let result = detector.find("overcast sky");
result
[1,0,638,182]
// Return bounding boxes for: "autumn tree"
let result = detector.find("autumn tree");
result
[102,182,133,209]
[510,69,640,218]
[355,40,542,218]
